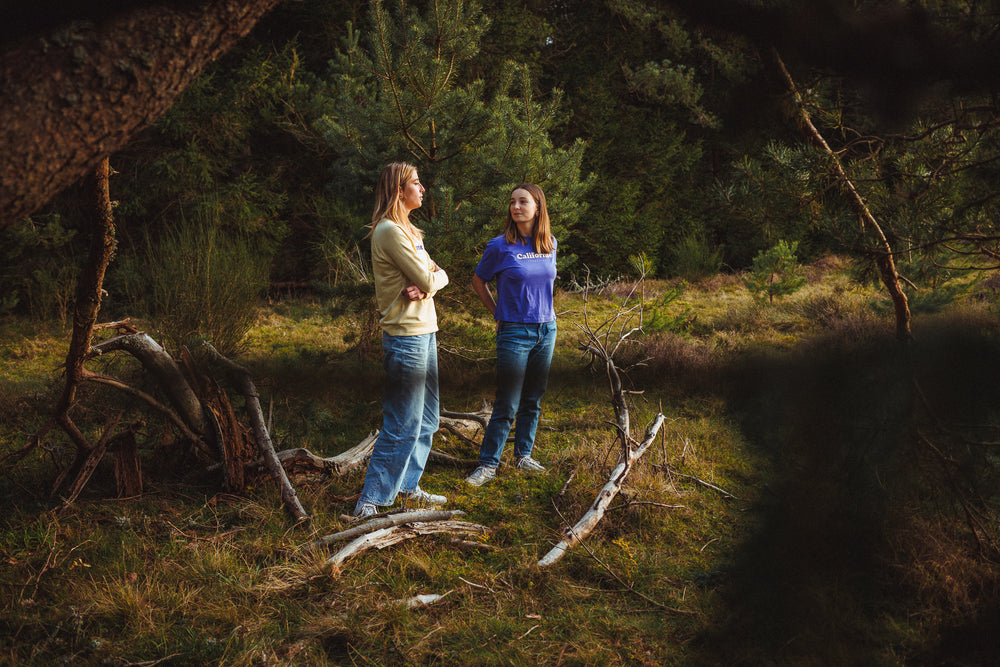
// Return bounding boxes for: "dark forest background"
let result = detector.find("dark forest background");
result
[6,0,1000,336]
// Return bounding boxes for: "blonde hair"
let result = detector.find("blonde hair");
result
[367,161,423,240]
[504,183,554,254]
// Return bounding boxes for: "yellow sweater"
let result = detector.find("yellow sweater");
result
[371,219,449,336]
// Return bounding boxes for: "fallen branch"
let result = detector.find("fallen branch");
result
[606,500,686,512]
[57,416,121,509]
[253,432,378,478]
[441,403,492,431]
[539,289,664,568]
[201,343,309,523]
[427,449,479,468]
[383,591,453,609]
[539,413,665,568]
[449,538,502,552]
[325,520,489,574]
[658,466,736,500]
[305,509,467,551]
[438,422,482,450]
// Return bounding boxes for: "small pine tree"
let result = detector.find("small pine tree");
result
[743,240,807,304]
[314,0,592,272]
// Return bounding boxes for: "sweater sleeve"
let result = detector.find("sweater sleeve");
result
[380,223,449,294]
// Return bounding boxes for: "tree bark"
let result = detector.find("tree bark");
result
[52,157,116,485]
[0,0,284,229]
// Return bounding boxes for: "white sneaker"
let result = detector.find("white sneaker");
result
[400,486,447,506]
[465,465,497,487]
[353,502,379,518]
[515,456,546,472]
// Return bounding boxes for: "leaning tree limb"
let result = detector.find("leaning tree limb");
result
[772,48,912,341]
[50,156,118,497]
[201,343,309,523]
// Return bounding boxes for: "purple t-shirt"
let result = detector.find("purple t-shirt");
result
[475,235,557,323]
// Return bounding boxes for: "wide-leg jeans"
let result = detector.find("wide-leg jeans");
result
[359,331,439,506]
[478,321,557,468]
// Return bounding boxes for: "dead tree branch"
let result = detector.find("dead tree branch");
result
[539,413,665,568]
[271,433,377,478]
[306,509,467,551]
[324,520,489,575]
[201,343,309,523]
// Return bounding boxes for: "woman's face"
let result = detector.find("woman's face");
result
[399,172,425,212]
[509,188,538,227]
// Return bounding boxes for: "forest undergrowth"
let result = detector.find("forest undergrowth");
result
[2,260,1000,665]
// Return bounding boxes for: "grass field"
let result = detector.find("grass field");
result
[3,260,1000,665]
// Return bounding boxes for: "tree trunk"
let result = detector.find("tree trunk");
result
[772,49,912,341]
[0,0,284,229]
[53,157,116,471]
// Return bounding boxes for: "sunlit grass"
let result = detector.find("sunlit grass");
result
[2,259,1000,664]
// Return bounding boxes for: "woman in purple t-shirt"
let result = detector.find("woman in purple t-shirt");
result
[466,183,557,487]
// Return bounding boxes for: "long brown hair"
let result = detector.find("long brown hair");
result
[367,161,423,240]
[503,183,554,255]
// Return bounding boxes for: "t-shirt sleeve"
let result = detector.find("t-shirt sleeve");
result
[474,238,502,282]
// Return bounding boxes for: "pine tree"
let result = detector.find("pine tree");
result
[313,0,592,272]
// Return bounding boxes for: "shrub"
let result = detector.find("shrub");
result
[743,239,807,304]
[116,222,269,355]
[669,232,723,281]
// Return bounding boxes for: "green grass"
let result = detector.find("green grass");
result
[3,261,1000,665]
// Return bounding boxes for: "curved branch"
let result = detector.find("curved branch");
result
[85,373,202,444]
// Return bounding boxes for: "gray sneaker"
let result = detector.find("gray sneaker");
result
[400,486,447,506]
[465,465,497,487]
[515,456,546,473]
[353,501,379,518]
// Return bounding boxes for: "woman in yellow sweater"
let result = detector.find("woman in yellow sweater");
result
[354,162,450,518]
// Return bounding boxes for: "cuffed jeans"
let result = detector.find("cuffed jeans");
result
[359,332,439,506]
[478,321,557,468]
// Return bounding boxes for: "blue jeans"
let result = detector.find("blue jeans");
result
[359,332,439,506]
[478,321,557,468]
